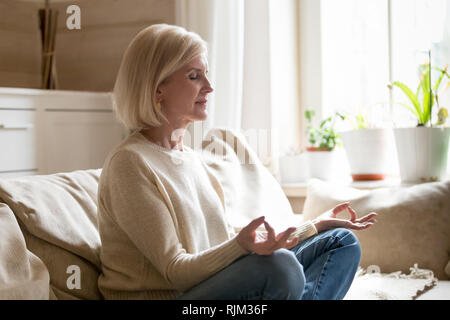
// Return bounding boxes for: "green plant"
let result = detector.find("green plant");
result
[305,110,345,151]
[387,55,449,127]
[344,108,369,130]
[354,112,369,129]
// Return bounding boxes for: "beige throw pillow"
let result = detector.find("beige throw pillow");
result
[0,203,50,299]
[0,169,103,299]
[302,179,450,280]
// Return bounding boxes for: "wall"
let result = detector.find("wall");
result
[51,0,175,92]
[0,0,175,92]
[0,0,42,88]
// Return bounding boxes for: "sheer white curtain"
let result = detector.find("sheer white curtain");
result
[176,0,301,178]
[175,0,244,150]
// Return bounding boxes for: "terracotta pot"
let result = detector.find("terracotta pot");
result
[306,146,331,152]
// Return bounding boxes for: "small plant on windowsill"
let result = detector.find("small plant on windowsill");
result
[340,106,399,182]
[305,109,345,151]
[386,51,450,182]
[387,59,449,127]
[341,105,370,131]
[353,111,370,129]
[304,110,345,181]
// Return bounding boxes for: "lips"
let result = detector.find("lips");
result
[195,99,207,104]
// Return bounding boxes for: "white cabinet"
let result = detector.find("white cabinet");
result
[42,110,124,174]
[0,108,37,174]
[0,88,126,177]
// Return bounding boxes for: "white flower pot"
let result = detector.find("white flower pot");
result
[306,148,338,181]
[393,127,450,182]
[279,153,308,183]
[340,128,399,181]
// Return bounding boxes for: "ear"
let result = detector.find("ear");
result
[155,86,163,102]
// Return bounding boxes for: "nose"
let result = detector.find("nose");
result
[203,77,214,93]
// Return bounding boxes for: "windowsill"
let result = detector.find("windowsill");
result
[280,176,446,198]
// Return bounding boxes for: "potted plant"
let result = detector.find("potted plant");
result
[340,107,399,181]
[304,109,345,180]
[388,54,449,182]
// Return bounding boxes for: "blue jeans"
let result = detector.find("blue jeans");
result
[177,228,361,300]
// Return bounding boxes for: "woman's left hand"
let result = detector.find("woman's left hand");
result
[312,202,377,233]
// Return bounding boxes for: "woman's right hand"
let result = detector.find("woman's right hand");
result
[236,216,299,255]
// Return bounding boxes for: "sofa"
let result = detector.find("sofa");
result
[0,169,103,299]
[0,128,449,300]
[302,178,450,300]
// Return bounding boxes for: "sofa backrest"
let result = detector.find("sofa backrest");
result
[0,169,103,300]
[302,178,450,280]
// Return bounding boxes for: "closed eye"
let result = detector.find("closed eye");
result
[187,67,208,80]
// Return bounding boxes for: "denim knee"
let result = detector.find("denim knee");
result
[332,228,362,263]
[256,249,305,299]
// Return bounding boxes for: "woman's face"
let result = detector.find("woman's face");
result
[157,54,213,126]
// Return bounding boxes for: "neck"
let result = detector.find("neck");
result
[140,123,188,151]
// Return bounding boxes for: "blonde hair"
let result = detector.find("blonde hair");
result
[113,24,208,130]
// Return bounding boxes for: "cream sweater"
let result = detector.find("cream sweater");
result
[97,129,317,300]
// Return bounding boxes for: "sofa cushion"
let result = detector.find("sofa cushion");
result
[302,178,450,280]
[0,203,50,299]
[0,169,103,299]
[201,128,301,233]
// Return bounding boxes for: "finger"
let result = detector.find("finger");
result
[251,243,274,255]
[332,202,350,217]
[264,221,276,241]
[275,227,296,247]
[335,217,377,229]
[347,206,358,222]
[355,212,377,223]
[275,226,296,241]
[358,221,375,229]
[285,236,300,249]
[347,221,375,230]
[253,238,282,255]
[245,216,265,232]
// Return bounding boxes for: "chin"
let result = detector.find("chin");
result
[200,111,208,120]
[194,110,208,121]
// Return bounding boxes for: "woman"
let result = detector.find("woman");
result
[97,24,377,300]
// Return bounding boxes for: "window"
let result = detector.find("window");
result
[320,0,450,128]
[390,0,450,126]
